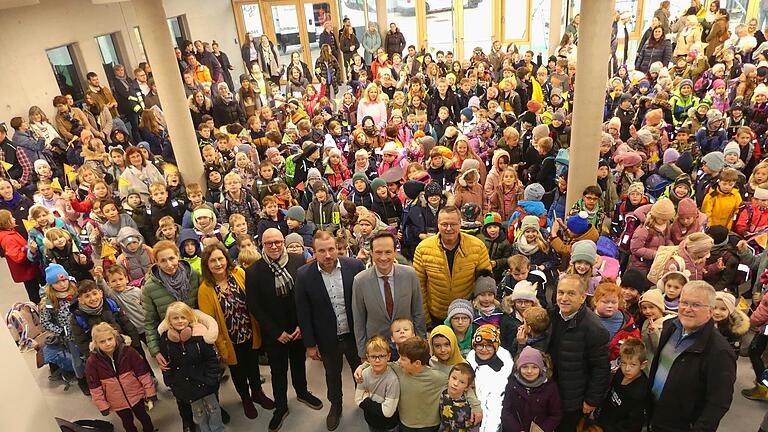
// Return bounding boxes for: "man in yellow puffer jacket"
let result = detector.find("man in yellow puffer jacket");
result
[413,206,491,325]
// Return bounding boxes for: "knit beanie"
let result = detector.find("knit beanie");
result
[639,288,666,313]
[712,78,726,90]
[644,108,664,126]
[679,78,694,89]
[566,211,591,235]
[744,63,758,76]
[620,151,643,167]
[312,181,328,194]
[685,232,714,257]
[517,346,546,372]
[663,148,680,165]
[626,182,645,196]
[636,129,654,146]
[382,141,399,155]
[468,96,481,109]
[447,299,474,321]
[45,263,69,286]
[716,291,737,314]
[526,99,542,113]
[193,207,215,222]
[706,225,729,246]
[474,275,498,297]
[676,198,698,218]
[520,215,541,234]
[552,110,566,123]
[649,198,676,221]
[510,281,538,302]
[755,188,768,200]
[533,124,550,141]
[570,239,597,265]
[608,117,622,131]
[403,180,426,200]
[756,83,768,98]
[356,208,378,226]
[524,183,546,201]
[371,177,387,191]
[483,212,503,228]
[352,171,369,185]
[425,181,443,198]
[301,142,320,160]
[461,158,481,173]
[620,268,650,293]
[265,147,280,159]
[286,205,306,222]
[460,107,474,122]
[701,151,724,172]
[307,167,322,180]
[706,109,724,127]
[285,233,304,248]
[472,324,500,351]
[724,141,740,158]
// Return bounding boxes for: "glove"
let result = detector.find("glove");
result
[145,399,154,412]
[100,410,110,417]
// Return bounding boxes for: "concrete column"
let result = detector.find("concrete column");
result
[376,0,388,43]
[565,0,615,210]
[0,332,60,430]
[548,0,563,55]
[132,0,204,185]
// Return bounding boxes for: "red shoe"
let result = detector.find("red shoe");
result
[242,398,258,419]
[252,388,276,410]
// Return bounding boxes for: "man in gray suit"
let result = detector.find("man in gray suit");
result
[352,231,427,358]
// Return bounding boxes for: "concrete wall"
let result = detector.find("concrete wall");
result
[0,0,245,121]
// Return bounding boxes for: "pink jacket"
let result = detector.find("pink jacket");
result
[662,240,709,281]
[629,205,672,273]
[668,211,707,244]
[751,294,768,330]
[86,344,156,412]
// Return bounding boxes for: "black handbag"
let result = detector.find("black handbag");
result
[56,418,114,432]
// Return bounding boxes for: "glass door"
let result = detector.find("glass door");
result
[304,2,334,67]
[269,2,303,68]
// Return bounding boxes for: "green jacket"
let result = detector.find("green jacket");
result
[141,261,200,355]
[444,319,475,358]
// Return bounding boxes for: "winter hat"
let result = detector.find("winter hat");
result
[620,151,643,167]
[619,93,633,103]
[706,109,724,127]
[620,268,650,293]
[552,110,566,123]
[45,263,70,286]
[743,63,758,76]
[636,129,654,146]
[663,148,680,165]
[639,288,666,313]
[286,205,306,222]
[570,239,597,265]
[382,141,400,155]
[533,124,550,141]
[403,180,426,200]
[520,215,541,234]
[524,183,546,201]
[756,83,768,98]
[712,78,726,90]
[649,62,663,75]
[638,79,651,89]
[644,108,664,126]
[447,299,474,321]
[701,151,725,172]
[685,232,714,257]
[472,324,501,351]
[706,225,729,246]
[352,172,369,185]
[425,181,443,198]
[566,211,591,235]
[380,167,405,184]
[754,187,768,200]
[468,96,481,109]
[460,107,474,122]
[716,291,737,314]
[193,207,215,222]
[724,141,740,158]
[474,275,498,297]
[650,198,676,221]
[460,158,481,173]
[356,208,378,226]
[300,142,320,159]
[678,78,694,89]
[626,182,645,196]
[285,233,304,248]
[307,167,322,180]
[483,212,503,227]
[312,181,328,194]
[517,346,546,372]
[265,147,280,159]
[510,281,538,302]
[607,117,622,131]
[526,100,542,113]
[371,177,387,191]
[677,198,698,218]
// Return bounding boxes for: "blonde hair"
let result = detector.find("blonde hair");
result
[224,172,242,184]
[521,225,550,253]
[158,216,176,230]
[148,182,166,193]
[237,247,261,268]
[89,322,120,352]
[0,209,14,231]
[43,227,72,250]
[366,335,391,354]
[162,302,199,328]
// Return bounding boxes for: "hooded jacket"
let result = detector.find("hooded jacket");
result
[701,185,742,229]
[307,191,341,233]
[85,343,156,412]
[177,228,202,274]
[478,224,512,281]
[428,325,466,375]
[116,226,154,282]
[629,204,672,274]
[466,347,515,432]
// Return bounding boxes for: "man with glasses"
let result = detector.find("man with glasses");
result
[352,231,426,359]
[648,280,737,432]
[295,230,366,430]
[413,205,491,326]
[548,274,610,432]
[245,228,323,431]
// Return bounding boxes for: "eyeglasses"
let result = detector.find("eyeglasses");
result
[367,354,388,361]
[475,344,495,352]
[679,300,710,311]
[263,240,284,248]
[439,222,459,229]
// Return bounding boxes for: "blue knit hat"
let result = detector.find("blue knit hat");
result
[45,263,69,286]
[566,211,591,235]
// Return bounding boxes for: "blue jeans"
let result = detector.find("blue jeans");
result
[191,393,224,432]
[68,340,85,379]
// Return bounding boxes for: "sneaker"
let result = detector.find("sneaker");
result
[742,384,768,401]
[252,388,276,410]
[242,398,258,419]
[77,377,91,396]
[296,392,323,410]
[325,404,342,431]
[268,408,289,431]
[221,407,230,424]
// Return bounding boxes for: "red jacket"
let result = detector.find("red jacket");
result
[85,344,156,412]
[609,310,641,363]
[733,203,768,238]
[0,229,38,282]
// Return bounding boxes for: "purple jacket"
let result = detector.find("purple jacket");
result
[501,378,562,432]
[629,204,672,273]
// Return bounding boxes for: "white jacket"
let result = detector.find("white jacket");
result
[466,346,514,432]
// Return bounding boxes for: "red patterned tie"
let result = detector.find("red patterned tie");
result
[382,275,394,318]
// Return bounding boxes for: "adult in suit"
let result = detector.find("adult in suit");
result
[352,231,426,358]
[295,230,366,431]
[245,228,323,431]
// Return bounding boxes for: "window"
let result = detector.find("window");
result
[46,45,86,105]
[387,0,418,51]
[339,0,367,36]
[504,0,529,41]
[529,0,551,54]
[133,27,148,63]
[167,15,188,48]
[464,0,493,55]
[95,33,122,85]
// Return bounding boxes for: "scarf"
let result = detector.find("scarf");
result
[476,353,504,372]
[262,248,294,296]
[515,235,539,256]
[478,304,496,316]
[78,299,104,316]
[159,264,192,302]
[513,370,547,388]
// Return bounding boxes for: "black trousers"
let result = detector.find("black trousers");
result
[556,410,583,432]
[115,401,154,432]
[23,279,41,304]
[266,339,309,410]
[229,340,263,401]
[750,333,768,379]
[320,333,361,406]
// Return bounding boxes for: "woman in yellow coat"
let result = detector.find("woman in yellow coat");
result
[198,242,275,419]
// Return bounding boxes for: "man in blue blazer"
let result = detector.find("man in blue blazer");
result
[294,230,366,431]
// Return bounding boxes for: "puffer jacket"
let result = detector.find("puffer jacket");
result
[413,233,492,322]
[701,186,742,229]
[197,267,262,365]
[478,229,513,282]
[501,378,562,432]
[733,203,768,238]
[307,194,341,233]
[547,303,611,412]
[158,317,220,403]
[0,229,38,282]
[85,344,156,412]
[483,149,511,208]
[141,261,200,356]
[467,347,515,432]
[629,204,672,274]
[662,240,706,281]
[635,39,672,74]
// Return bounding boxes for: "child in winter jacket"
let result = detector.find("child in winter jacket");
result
[668,198,707,244]
[592,282,641,370]
[703,225,742,292]
[595,338,649,432]
[713,291,750,353]
[323,147,351,193]
[103,265,145,339]
[472,274,504,328]
[701,168,742,229]
[466,325,514,432]
[285,205,316,248]
[628,200,675,274]
[638,289,675,372]
[98,199,139,244]
[733,187,768,238]
[510,216,559,291]
[116,227,155,286]
[478,213,513,282]
[500,281,539,354]
[500,346,562,432]
[488,167,523,222]
[661,232,715,282]
[369,177,403,228]
[44,227,94,283]
[551,212,600,270]
[191,206,226,247]
[85,322,156,432]
[220,172,260,236]
[306,181,341,233]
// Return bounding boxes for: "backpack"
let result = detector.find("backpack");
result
[597,236,620,259]
[596,256,620,279]
[6,302,46,352]
[647,245,686,284]
[645,174,671,199]
[617,213,641,252]
[284,154,300,187]
[694,72,713,98]
[507,207,548,240]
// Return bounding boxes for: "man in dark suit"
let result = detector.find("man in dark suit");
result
[295,230,366,431]
[245,228,323,432]
[352,231,426,358]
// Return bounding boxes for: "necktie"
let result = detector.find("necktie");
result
[382,275,394,318]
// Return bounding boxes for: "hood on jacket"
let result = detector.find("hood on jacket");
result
[117,226,145,251]
[429,325,465,367]
[157,309,219,344]
[188,94,213,112]
[517,200,547,216]
[178,228,201,258]
[631,203,654,223]
[727,308,750,337]
[491,149,511,171]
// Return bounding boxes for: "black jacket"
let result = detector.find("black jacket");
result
[159,333,219,403]
[212,95,246,127]
[245,253,306,345]
[294,256,366,354]
[547,304,611,412]
[70,298,141,356]
[427,92,461,123]
[370,193,403,227]
[648,319,736,432]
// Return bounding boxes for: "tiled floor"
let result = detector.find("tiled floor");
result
[0,259,765,431]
